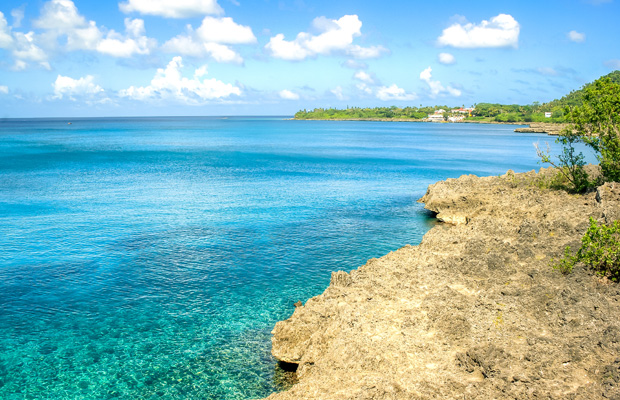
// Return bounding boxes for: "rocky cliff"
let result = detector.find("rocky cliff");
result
[264,168,620,400]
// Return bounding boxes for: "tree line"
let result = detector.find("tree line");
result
[294,71,620,124]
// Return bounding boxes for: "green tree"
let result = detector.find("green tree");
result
[537,72,620,192]
[566,76,620,183]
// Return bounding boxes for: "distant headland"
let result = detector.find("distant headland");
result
[293,71,620,132]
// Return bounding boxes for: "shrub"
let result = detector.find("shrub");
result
[537,74,620,192]
[553,218,620,281]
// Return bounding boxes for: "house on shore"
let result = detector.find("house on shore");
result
[448,114,466,122]
[451,107,475,116]
[427,109,446,122]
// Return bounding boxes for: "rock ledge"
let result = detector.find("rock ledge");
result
[265,168,620,400]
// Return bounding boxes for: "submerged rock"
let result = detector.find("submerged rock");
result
[264,167,620,399]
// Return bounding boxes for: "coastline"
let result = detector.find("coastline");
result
[264,167,620,399]
[292,118,565,135]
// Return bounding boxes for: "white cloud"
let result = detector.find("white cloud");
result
[279,89,299,100]
[11,7,25,28]
[34,0,87,30]
[265,33,309,61]
[33,0,102,51]
[438,14,520,49]
[0,85,8,94]
[356,82,373,95]
[162,16,253,63]
[162,34,203,57]
[32,1,155,58]
[67,21,103,51]
[376,84,416,101]
[119,0,223,18]
[568,30,585,43]
[119,56,241,103]
[203,42,243,63]
[354,70,374,84]
[265,15,387,61]
[196,17,256,44]
[163,34,243,63]
[331,86,346,100]
[96,18,156,57]
[342,59,368,69]
[13,60,27,70]
[420,67,461,98]
[438,52,456,65]
[345,44,388,59]
[0,12,14,48]
[52,74,104,100]
[12,32,50,69]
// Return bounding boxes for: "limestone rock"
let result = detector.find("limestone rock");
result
[264,167,620,400]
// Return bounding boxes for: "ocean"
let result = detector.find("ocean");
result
[0,117,586,399]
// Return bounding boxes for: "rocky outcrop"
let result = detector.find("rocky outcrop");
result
[264,167,620,400]
[514,123,569,135]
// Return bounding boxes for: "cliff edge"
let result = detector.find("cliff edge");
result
[265,168,620,400]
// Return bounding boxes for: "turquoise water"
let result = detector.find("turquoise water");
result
[0,117,586,399]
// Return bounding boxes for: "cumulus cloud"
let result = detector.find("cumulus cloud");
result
[52,74,104,100]
[420,67,461,98]
[376,84,416,101]
[568,30,585,43]
[331,86,346,100]
[346,44,388,59]
[119,56,241,103]
[119,0,223,18]
[32,0,156,58]
[0,12,14,48]
[0,85,8,94]
[438,52,456,65]
[279,89,299,100]
[162,16,255,63]
[12,32,50,69]
[265,15,388,61]
[163,36,243,63]
[0,11,51,69]
[33,0,102,51]
[203,42,243,63]
[437,14,520,49]
[356,82,373,95]
[96,18,156,57]
[196,16,256,44]
[354,70,374,84]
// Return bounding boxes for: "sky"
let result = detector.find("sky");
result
[0,0,618,117]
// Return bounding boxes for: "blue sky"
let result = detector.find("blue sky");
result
[0,0,618,117]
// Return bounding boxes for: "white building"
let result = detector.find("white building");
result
[427,113,444,122]
[451,107,475,114]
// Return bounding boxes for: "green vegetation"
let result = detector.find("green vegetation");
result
[545,70,620,110]
[294,71,620,124]
[553,218,620,281]
[536,73,620,192]
[567,75,620,183]
[294,106,447,120]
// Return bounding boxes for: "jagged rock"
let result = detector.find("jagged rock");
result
[264,167,620,400]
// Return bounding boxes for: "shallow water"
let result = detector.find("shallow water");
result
[0,117,590,399]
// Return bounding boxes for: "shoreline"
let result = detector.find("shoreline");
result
[264,167,620,399]
[292,118,566,135]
